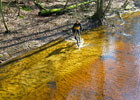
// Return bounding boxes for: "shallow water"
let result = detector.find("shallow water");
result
[0,12,140,100]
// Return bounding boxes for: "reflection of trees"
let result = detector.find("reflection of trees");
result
[93,31,105,99]
[113,42,138,99]
[93,59,105,100]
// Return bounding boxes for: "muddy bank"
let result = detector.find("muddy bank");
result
[0,0,139,63]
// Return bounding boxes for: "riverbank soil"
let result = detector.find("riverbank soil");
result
[0,0,139,63]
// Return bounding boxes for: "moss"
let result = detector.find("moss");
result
[22,6,31,11]
[19,15,24,19]
[0,54,3,58]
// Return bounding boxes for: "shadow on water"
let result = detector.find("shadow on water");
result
[46,44,75,58]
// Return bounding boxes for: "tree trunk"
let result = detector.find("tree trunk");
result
[100,0,104,13]
[0,0,9,33]
[104,0,113,14]
[34,0,47,11]
[63,0,70,9]
[96,0,100,12]
[22,0,26,6]
[115,0,129,21]
[121,0,129,9]
[92,0,104,23]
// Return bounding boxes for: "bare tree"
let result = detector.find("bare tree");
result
[0,0,9,33]
[104,0,113,14]
[63,0,70,9]
[92,0,113,25]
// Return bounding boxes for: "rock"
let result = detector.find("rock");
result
[3,52,10,58]
[0,52,10,61]
[125,5,134,10]
[24,40,42,50]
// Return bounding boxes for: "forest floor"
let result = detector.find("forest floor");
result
[0,0,139,63]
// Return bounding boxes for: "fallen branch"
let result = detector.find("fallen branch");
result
[34,0,96,16]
